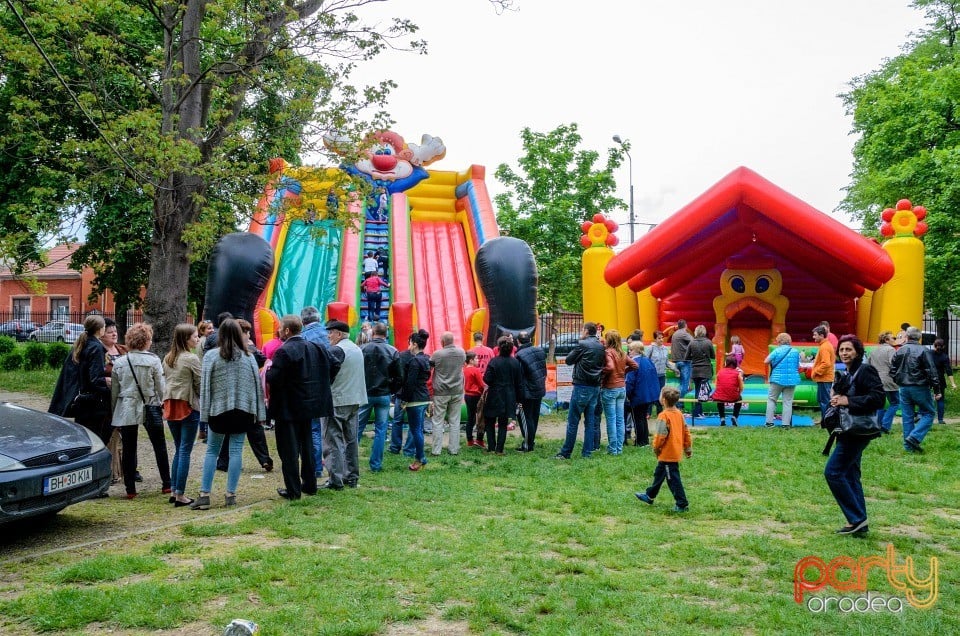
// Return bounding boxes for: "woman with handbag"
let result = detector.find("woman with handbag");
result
[763,333,801,428]
[163,323,202,507]
[824,334,885,535]
[111,323,170,499]
[687,325,715,421]
[192,319,267,508]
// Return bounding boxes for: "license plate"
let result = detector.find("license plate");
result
[43,466,93,495]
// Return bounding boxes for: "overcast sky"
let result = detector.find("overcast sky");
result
[325,1,930,240]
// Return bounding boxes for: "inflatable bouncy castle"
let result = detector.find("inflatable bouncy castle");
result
[574,167,927,423]
[204,130,537,352]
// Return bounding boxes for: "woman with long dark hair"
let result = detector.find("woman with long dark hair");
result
[50,315,112,444]
[163,323,202,506]
[192,319,267,509]
[399,330,431,471]
[825,334,884,535]
[482,336,523,455]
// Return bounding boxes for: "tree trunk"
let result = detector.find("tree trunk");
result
[144,174,201,353]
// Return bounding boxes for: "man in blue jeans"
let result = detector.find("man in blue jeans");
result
[890,327,941,453]
[555,322,606,459]
[357,322,399,472]
[670,319,693,407]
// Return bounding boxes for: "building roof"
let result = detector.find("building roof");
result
[604,167,895,296]
[0,243,83,280]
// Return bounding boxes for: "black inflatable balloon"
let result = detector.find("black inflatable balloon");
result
[474,237,537,347]
[204,232,274,326]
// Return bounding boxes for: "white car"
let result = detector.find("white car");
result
[28,321,85,344]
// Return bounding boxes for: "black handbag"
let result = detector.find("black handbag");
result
[838,408,882,436]
[128,356,164,428]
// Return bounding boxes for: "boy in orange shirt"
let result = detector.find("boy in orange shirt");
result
[635,386,692,512]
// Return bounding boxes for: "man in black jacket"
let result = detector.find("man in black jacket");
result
[516,331,547,452]
[267,315,340,499]
[357,322,400,472]
[555,322,606,459]
[890,326,941,453]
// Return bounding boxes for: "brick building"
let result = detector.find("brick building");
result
[0,243,123,322]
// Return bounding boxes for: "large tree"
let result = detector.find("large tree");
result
[0,0,424,351]
[841,0,960,329]
[495,123,625,319]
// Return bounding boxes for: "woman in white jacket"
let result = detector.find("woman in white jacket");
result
[111,323,169,499]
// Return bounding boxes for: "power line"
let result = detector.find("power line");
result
[3,0,168,191]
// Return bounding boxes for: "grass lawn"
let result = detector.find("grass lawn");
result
[0,378,958,635]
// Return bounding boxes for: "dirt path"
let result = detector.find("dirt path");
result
[0,392,566,560]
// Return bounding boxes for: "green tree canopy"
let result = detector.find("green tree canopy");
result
[494,124,625,317]
[0,0,425,351]
[841,0,960,318]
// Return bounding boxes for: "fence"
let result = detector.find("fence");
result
[537,312,584,347]
[0,310,144,329]
[923,313,959,365]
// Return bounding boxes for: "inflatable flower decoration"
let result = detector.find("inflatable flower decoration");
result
[580,213,619,248]
[880,199,928,238]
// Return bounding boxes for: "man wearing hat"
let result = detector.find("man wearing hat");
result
[323,320,367,489]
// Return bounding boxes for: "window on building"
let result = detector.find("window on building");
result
[50,297,70,319]
[12,298,31,320]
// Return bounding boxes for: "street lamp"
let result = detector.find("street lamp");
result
[612,134,635,244]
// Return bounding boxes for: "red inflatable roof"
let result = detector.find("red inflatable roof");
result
[605,167,895,294]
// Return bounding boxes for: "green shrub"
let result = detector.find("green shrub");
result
[1,352,23,371]
[48,342,71,369]
[23,342,48,370]
[0,335,14,356]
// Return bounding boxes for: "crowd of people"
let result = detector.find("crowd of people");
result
[48,312,952,534]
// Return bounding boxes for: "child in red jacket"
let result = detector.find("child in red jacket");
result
[463,352,486,448]
[635,386,692,512]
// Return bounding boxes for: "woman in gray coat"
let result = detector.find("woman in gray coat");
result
[111,323,169,499]
[192,319,267,510]
[687,325,715,420]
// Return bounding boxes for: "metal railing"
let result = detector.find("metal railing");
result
[0,310,144,328]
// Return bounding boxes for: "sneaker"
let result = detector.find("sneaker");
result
[553,453,570,460]
[731,417,738,427]
[673,506,689,513]
[635,492,653,505]
[905,437,923,453]
[719,418,726,427]
[781,424,792,430]
[765,422,775,428]
[408,461,423,472]
[836,519,868,535]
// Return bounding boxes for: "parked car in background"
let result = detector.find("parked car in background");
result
[0,320,38,342]
[539,332,583,360]
[0,402,111,525]
[28,321,85,344]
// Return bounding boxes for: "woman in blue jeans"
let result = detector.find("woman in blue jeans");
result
[192,319,267,509]
[162,323,202,507]
[399,330,431,471]
[825,334,884,535]
[601,330,637,454]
